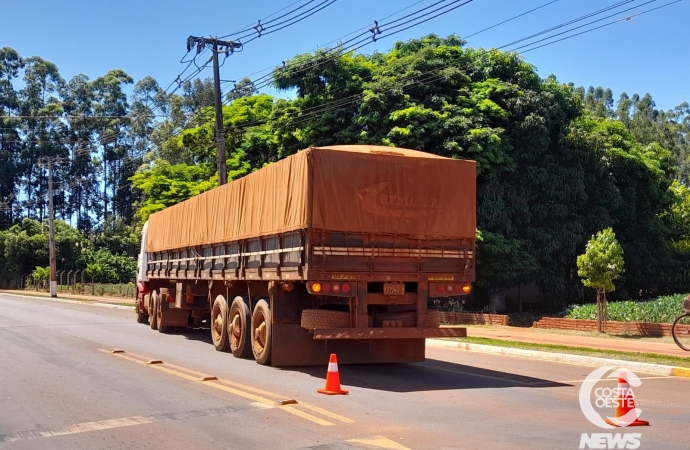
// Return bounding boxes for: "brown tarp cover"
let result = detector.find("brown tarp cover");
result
[146,145,476,252]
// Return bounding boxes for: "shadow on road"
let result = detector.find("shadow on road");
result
[281,358,571,392]
[177,326,213,344]
[169,327,570,392]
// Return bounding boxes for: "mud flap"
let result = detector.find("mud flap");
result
[270,323,425,367]
[159,306,190,328]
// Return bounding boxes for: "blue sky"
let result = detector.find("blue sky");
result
[1,0,688,110]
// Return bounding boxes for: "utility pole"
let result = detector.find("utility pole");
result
[47,161,57,297]
[187,36,242,186]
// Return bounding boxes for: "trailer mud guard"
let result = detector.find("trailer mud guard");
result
[270,323,425,367]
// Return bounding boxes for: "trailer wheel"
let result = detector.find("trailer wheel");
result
[229,297,252,359]
[136,294,148,324]
[300,309,350,329]
[149,291,159,330]
[211,295,230,352]
[427,310,441,327]
[251,299,271,365]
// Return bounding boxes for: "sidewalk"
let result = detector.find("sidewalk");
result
[0,289,135,305]
[463,325,689,358]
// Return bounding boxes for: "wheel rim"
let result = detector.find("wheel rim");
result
[253,311,267,356]
[230,309,242,349]
[673,314,690,351]
[212,303,223,344]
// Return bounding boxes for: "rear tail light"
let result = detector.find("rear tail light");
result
[308,281,353,295]
[431,282,472,296]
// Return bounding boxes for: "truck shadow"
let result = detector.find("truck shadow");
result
[175,328,570,392]
[282,359,571,392]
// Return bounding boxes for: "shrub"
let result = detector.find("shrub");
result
[565,294,687,324]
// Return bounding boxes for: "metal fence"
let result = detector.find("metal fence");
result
[20,271,136,298]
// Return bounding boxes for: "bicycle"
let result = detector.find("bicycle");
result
[672,296,690,351]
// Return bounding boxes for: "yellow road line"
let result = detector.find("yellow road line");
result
[101,349,346,427]
[297,402,356,424]
[119,350,300,400]
[345,435,412,449]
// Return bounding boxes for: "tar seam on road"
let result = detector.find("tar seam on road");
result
[0,405,242,443]
[302,435,412,450]
[101,349,355,427]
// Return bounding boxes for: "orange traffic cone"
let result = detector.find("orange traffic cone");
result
[605,372,649,427]
[318,353,348,395]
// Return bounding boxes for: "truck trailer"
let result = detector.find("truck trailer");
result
[135,145,476,366]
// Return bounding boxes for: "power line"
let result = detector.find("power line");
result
[219,0,323,39]
[463,0,560,39]
[519,0,683,53]
[155,1,461,141]
[497,0,639,49]
[250,0,476,89]
[1,114,165,120]
[213,0,682,134]
[144,1,340,143]
[232,0,338,45]
[507,0,660,52]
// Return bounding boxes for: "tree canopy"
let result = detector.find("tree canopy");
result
[2,36,690,308]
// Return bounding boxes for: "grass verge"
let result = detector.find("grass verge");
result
[448,336,690,369]
[1,290,134,308]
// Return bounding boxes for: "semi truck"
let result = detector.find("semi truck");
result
[135,145,476,366]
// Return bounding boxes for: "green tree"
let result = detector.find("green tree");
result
[85,263,102,295]
[91,69,134,223]
[31,266,49,290]
[0,218,82,279]
[80,248,135,284]
[130,159,217,222]
[226,77,257,102]
[577,228,625,332]
[0,47,23,227]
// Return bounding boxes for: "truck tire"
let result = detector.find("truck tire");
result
[211,295,230,352]
[427,310,441,327]
[300,309,350,329]
[157,296,172,334]
[251,299,272,365]
[149,291,159,330]
[229,296,252,359]
[373,311,417,327]
[136,296,148,324]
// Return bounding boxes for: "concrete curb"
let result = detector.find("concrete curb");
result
[426,339,690,379]
[0,292,134,311]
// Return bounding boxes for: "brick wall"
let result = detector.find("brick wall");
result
[533,317,690,337]
[439,312,509,326]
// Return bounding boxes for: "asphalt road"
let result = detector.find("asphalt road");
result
[1,293,688,450]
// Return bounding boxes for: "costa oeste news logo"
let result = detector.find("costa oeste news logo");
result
[579,366,648,449]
